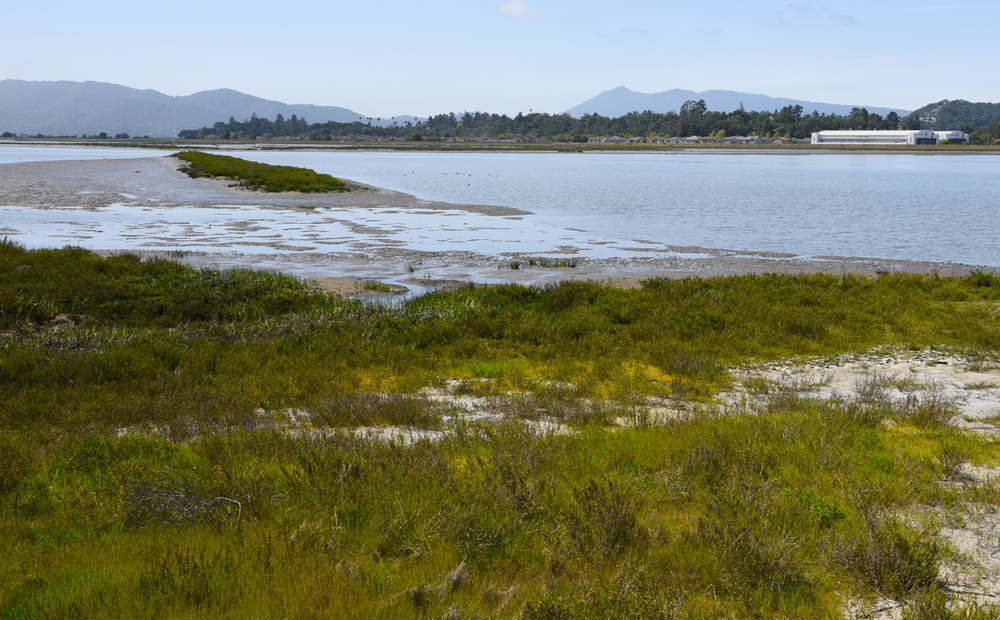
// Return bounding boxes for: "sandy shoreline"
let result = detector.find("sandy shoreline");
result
[0,156,529,216]
[0,155,994,291]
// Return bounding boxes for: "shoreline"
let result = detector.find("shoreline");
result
[0,154,996,293]
[4,138,1000,156]
[0,156,529,217]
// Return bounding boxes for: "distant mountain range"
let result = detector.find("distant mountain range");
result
[3,80,992,138]
[0,80,421,137]
[565,86,910,118]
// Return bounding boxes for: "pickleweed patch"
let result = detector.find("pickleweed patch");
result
[173,151,348,193]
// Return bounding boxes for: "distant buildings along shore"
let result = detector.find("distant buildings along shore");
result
[811,130,969,146]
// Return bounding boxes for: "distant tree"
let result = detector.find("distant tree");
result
[902,115,921,130]
[0,132,11,138]
[960,123,975,135]
[680,99,707,116]
[98,132,108,139]
[885,111,900,130]
[174,105,926,145]
[115,133,129,139]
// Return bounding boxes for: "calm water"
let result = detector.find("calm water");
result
[228,150,1000,266]
[0,145,173,164]
[2,145,998,266]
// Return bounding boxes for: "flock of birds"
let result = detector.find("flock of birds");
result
[389,170,501,186]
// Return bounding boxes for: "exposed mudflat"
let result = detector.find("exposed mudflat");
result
[0,155,993,291]
[0,156,529,216]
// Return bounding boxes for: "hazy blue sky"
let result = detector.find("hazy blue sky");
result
[2,1,998,116]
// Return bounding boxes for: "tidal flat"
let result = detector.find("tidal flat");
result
[0,151,994,297]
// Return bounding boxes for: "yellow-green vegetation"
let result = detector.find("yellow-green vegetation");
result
[2,238,1000,618]
[173,151,348,193]
[359,280,393,293]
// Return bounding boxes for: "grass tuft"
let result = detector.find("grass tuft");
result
[833,512,943,599]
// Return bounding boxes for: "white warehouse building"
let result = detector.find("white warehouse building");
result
[810,130,937,145]
[933,130,970,143]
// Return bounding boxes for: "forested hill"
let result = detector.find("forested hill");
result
[565,86,909,119]
[179,102,906,141]
[909,100,1000,131]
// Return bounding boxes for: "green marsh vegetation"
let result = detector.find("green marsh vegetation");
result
[2,238,1000,618]
[508,257,579,270]
[173,151,348,193]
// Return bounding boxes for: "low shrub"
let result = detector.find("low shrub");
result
[833,512,943,598]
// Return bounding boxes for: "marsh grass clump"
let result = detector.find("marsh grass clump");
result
[832,512,943,599]
[0,431,38,495]
[308,392,448,428]
[902,587,1000,619]
[359,280,392,293]
[173,151,347,193]
[526,257,578,269]
[563,480,643,555]
[125,470,244,527]
[937,444,968,479]
[0,240,326,329]
[488,384,618,427]
[896,392,959,428]
[520,565,680,620]
[846,372,896,427]
[963,380,999,390]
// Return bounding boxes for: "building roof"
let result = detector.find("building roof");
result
[813,130,928,136]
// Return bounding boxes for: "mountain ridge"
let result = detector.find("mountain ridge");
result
[0,80,419,137]
[565,86,910,118]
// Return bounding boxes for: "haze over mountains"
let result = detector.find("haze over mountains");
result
[0,81,421,138]
[565,87,911,119]
[0,80,919,138]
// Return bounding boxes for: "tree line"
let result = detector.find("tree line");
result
[177,101,1000,143]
